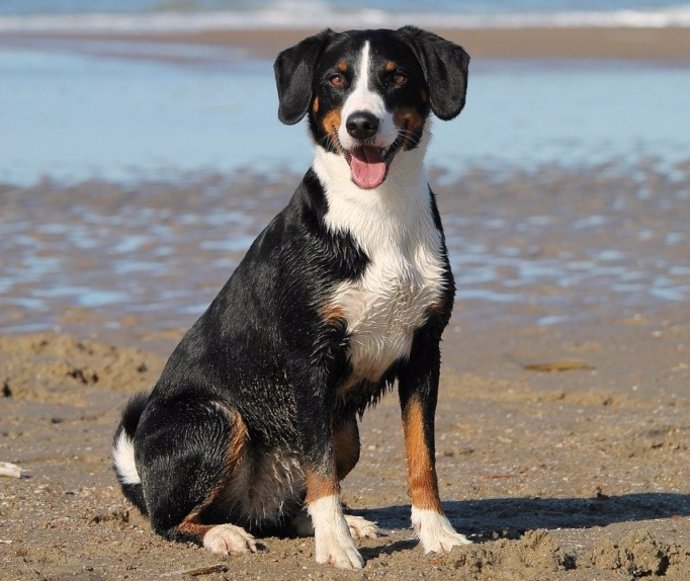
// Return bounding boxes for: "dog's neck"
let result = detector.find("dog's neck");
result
[311,126,438,256]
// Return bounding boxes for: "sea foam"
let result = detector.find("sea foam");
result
[2,4,690,33]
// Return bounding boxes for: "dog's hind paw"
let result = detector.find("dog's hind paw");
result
[411,507,471,553]
[345,515,381,539]
[203,524,260,555]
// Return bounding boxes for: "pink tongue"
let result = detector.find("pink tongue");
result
[349,147,387,189]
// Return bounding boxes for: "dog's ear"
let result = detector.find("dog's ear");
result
[274,29,336,125]
[397,26,470,121]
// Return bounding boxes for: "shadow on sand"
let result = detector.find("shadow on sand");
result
[354,492,690,544]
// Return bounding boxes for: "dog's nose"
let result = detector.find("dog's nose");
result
[346,111,379,140]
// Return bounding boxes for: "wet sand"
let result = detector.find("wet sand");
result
[1,162,689,579]
[4,26,690,62]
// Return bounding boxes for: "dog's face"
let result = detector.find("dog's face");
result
[275,27,469,189]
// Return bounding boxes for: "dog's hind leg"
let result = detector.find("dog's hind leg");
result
[135,399,257,555]
[333,418,360,481]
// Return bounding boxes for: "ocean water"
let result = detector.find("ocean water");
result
[2,0,690,30]
[1,43,690,186]
[2,0,690,184]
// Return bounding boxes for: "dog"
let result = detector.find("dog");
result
[112,26,470,569]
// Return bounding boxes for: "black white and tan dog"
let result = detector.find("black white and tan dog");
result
[113,26,470,569]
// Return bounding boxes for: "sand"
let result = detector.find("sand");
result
[1,314,689,579]
[1,162,689,579]
[4,26,690,62]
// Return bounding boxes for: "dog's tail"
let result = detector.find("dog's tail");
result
[112,392,149,514]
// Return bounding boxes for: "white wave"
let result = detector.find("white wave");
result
[2,4,690,33]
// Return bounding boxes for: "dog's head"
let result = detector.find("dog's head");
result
[274,27,470,190]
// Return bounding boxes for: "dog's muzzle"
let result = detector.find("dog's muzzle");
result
[343,111,401,190]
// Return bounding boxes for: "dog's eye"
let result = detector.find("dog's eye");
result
[392,72,408,87]
[329,74,345,88]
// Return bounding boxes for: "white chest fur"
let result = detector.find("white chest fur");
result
[313,141,447,385]
[331,238,446,384]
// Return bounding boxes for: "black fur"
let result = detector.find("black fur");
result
[397,26,470,120]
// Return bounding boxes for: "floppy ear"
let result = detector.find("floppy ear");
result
[274,29,336,125]
[397,26,470,121]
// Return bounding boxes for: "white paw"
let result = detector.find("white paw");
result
[202,524,259,555]
[411,507,471,553]
[345,515,380,540]
[309,495,364,569]
[314,531,364,569]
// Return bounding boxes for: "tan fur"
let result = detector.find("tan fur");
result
[402,396,442,512]
[393,106,426,136]
[305,469,340,505]
[333,421,359,480]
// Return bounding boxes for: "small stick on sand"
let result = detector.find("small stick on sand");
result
[161,564,228,577]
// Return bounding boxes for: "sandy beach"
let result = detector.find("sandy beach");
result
[5,26,690,61]
[1,16,690,580]
[2,160,689,579]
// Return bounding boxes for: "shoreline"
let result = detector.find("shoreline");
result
[3,26,690,61]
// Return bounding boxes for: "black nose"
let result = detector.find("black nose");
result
[346,111,379,140]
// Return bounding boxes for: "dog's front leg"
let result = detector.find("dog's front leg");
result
[305,467,363,568]
[398,338,472,553]
[301,413,364,569]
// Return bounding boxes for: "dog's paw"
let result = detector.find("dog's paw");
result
[309,496,364,569]
[344,515,381,540]
[315,531,364,569]
[411,507,471,554]
[203,524,260,555]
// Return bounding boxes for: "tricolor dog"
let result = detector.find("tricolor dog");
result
[113,26,470,569]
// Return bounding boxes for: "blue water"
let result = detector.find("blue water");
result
[1,41,689,186]
[2,1,689,17]
[2,1,690,30]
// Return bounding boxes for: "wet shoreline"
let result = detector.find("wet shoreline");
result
[2,159,688,342]
[4,26,690,61]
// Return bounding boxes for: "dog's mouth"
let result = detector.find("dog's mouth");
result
[344,138,404,190]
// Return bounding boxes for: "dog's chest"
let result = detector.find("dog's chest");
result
[329,220,446,384]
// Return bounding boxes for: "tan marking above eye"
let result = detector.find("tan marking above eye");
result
[337,61,348,73]
[385,61,397,72]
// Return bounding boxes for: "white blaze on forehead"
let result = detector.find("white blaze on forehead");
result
[339,40,397,150]
[341,42,380,118]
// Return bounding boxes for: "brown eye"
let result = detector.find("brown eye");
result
[393,72,407,86]
[329,74,345,88]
